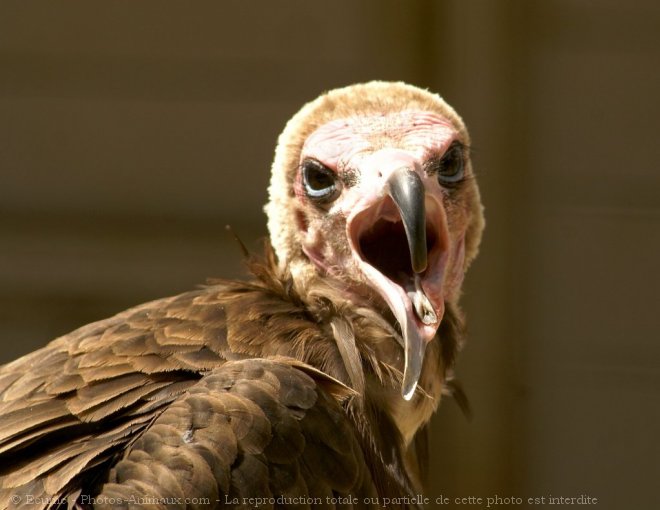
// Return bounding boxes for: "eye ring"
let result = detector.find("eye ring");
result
[301,159,341,203]
[436,143,465,185]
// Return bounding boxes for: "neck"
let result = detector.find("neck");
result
[245,248,464,441]
[223,245,464,497]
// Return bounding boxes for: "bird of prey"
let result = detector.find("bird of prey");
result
[0,81,484,509]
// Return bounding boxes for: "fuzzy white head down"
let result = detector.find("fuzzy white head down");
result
[265,81,484,278]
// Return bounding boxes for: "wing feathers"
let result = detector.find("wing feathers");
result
[96,359,374,507]
[0,273,420,506]
[66,374,150,415]
[0,400,70,444]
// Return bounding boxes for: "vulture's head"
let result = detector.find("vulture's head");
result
[266,81,484,401]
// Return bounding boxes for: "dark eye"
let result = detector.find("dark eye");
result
[436,143,465,185]
[301,160,341,203]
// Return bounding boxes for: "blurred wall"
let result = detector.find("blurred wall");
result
[0,1,658,508]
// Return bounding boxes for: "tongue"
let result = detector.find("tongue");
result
[410,274,437,325]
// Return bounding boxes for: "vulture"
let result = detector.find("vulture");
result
[0,81,484,509]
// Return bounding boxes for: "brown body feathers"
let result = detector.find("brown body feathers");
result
[0,246,464,509]
[0,81,482,510]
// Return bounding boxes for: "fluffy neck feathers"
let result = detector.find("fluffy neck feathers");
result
[223,243,465,449]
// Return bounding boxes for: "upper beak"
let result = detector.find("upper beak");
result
[387,168,428,275]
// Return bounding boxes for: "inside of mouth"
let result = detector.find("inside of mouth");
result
[358,217,437,285]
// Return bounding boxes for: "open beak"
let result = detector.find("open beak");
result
[348,167,447,400]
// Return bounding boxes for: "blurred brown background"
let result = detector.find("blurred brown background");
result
[1,1,658,508]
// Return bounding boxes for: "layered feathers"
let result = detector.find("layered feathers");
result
[0,81,482,509]
[0,246,465,509]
